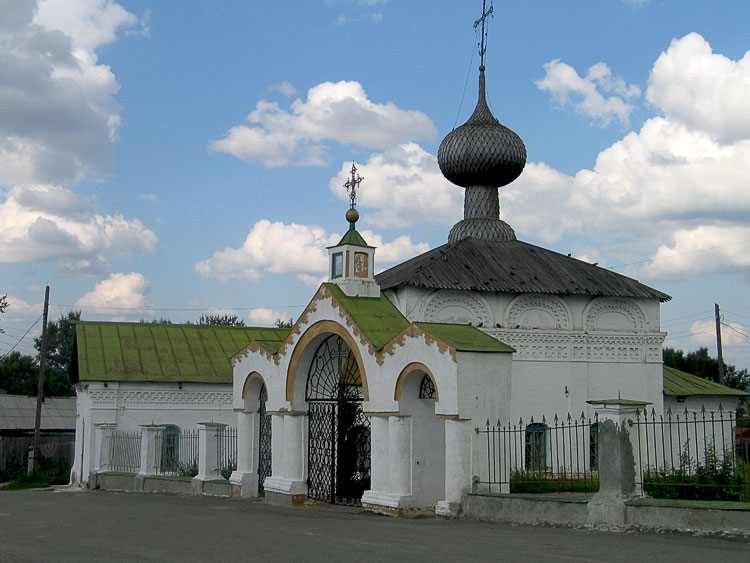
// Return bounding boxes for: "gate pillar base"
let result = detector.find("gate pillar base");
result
[229,470,260,498]
[436,500,461,517]
[264,476,307,506]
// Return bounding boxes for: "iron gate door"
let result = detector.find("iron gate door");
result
[257,385,271,494]
[307,401,370,505]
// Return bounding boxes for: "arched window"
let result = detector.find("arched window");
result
[525,423,547,472]
[418,374,436,399]
[161,425,180,472]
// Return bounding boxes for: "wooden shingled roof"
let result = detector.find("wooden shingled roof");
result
[71,322,291,384]
[375,238,670,302]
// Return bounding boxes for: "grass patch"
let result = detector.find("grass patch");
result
[1,461,70,491]
[510,470,599,494]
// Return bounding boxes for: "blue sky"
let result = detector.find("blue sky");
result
[1,0,749,372]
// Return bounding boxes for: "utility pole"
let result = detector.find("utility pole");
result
[30,285,49,475]
[715,302,725,386]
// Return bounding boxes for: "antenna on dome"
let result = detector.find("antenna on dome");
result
[474,0,494,68]
[344,162,363,210]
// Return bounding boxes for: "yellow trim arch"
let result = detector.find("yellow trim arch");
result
[394,362,439,402]
[241,371,266,401]
[285,320,369,402]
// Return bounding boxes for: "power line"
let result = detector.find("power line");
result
[722,322,750,340]
[608,239,750,270]
[0,315,41,360]
[661,310,713,324]
[51,303,306,312]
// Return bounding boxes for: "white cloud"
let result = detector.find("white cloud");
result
[268,82,297,97]
[536,59,640,126]
[647,32,750,143]
[209,81,436,167]
[0,0,140,186]
[0,184,158,273]
[195,218,429,282]
[689,319,747,349]
[75,272,152,315]
[509,34,750,279]
[329,144,462,228]
[248,307,290,326]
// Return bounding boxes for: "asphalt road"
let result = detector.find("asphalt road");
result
[0,488,747,562]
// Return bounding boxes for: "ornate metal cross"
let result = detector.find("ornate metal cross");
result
[344,162,363,209]
[474,0,494,67]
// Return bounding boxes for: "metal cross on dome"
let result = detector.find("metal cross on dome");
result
[344,162,363,209]
[474,0,494,67]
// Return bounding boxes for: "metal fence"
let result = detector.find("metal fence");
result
[155,428,198,476]
[217,426,237,480]
[632,407,750,501]
[108,430,141,473]
[476,413,599,494]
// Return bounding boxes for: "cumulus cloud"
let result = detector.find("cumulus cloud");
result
[75,272,152,315]
[0,184,158,274]
[689,319,748,349]
[647,32,750,144]
[0,0,141,186]
[329,144,462,228]
[513,34,750,280]
[268,82,296,96]
[195,218,429,282]
[536,60,640,126]
[209,81,436,167]
[248,307,290,326]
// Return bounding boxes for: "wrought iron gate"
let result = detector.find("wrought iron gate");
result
[306,335,371,506]
[258,385,272,494]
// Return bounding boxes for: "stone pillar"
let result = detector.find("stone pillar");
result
[93,423,117,472]
[230,410,259,497]
[138,424,166,476]
[194,422,227,482]
[388,415,412,497]
[361,414,391,509]
[264,413,308,505]
[436,419,472,517]
[586,399,648,527]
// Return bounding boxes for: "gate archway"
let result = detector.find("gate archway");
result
[306,334,370,505]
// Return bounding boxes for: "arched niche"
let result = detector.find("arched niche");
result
[584,298,647,332]
[422,290,492,326]
[504,294,571,330]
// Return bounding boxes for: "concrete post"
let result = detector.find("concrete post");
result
[93,423,117,472]
[369,415,390,492]
[586,399,649,527]
[284,413,305,482]
[263,413,308,505]
[230,410,259,497]
[194,422,227,482]
[138,425,166,476]
[436,418,472,517]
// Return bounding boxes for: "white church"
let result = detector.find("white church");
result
[71,16,746,515]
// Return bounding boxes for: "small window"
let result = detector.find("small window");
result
[418,374,436,399]
[525,423,547,472]
[332,252,343,278]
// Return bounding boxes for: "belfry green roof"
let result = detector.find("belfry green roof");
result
[324,283,409,350]
[336,226,369,247]
[415,322,515,353]
[72,322,291,383]
[663,365,748,397]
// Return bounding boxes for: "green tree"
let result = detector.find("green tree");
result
[275,318,294,328]
[663,346,749,392]
[198,313,245,326]
[33,311,80,397]
[0,351,38,395]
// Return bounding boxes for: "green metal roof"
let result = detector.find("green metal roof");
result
[415,322,514,353]
[73,322,291,383]
[324,283,409,350]
[336,225,369,247]
[663,365,749,397]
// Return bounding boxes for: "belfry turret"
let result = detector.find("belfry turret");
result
[327,163,379,298]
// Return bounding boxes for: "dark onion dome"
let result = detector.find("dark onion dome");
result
[438,66,526,188]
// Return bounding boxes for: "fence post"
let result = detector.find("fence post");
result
[138,425,166,477]
[194,422,226,486]
[586,399,649,527]
[93,423,117,472]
